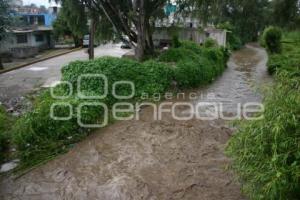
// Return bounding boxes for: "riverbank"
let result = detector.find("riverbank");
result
[227,31,300,199]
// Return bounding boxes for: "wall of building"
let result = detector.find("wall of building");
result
[0,31,50,58]
[153,28,227,47]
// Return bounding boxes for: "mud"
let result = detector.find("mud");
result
[0,44,271,200]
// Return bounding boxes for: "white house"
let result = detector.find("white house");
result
[153,4,227,47]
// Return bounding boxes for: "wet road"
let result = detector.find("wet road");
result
[0,43,130,109]
[0,44,271,200]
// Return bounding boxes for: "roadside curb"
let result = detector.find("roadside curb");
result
[0,47,82,75]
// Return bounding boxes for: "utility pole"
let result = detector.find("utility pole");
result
[89,17,95,60]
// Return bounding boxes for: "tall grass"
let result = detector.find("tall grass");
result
[227,32,300,199]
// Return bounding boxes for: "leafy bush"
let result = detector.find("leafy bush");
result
[13,93,85,166]
[158,48,199,63]
[204,38,218,48]
[159,42,227,88]
[228,34,242,50]
[171,34,181,48]
[180,40,203,55]
[263,26,282,54]
[227,32,300,200]
[62,57,174,102]
[174,58,214,88]
[217,22,243,50]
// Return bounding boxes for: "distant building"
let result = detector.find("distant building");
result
[0,3,58,58]
[153,4,227,47]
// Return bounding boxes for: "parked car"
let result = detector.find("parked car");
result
[83,35,99,47]
[121,41,132,49]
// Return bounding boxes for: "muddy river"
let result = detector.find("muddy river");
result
[0,44,271,200]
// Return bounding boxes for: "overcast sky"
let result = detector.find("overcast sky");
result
[23,0,59,7]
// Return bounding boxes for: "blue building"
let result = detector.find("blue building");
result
[0,6,58,58]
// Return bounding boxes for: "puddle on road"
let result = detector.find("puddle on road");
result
[26,67,49,71]
[0,44,271,200]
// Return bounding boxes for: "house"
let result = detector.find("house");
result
[0,3,58,58]
[153,4,227,47]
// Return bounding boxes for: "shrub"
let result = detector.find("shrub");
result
[159,43,227,88]
[228,34,243,50]
[263,26,282,54]
[158,48,199,63]
[204,38,218,48]
[12,93,84,166]
[217,22,243,50]
[180,40,203,55]
[174,58,214,88]
[62,57,174,102]
[171,34,181,48]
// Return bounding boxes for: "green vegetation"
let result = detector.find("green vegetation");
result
[10,41,228,168]
[0,106,11,163]
[159,40,227,88]
[226,32,300,199]
[203,38,218,48]
[0,0,12,69]
[217,22,243,50]
[263,26,283,54]
[267,31,300,74]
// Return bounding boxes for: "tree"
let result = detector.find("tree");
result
[273,0,300,29]
[0,0,11,70]
[188,0,271,43]
[54,0,88,47]
[53,0,167,60]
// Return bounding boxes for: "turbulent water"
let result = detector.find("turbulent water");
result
[0,44,271,200]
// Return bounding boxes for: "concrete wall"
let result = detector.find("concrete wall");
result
[153,28,227,47]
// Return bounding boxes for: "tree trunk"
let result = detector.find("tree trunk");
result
[134,0,155,61]
[0,57,3,70]
[89,18,95,60]
[135,0,146,61]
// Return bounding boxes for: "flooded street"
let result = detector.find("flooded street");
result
[0,44,271,200]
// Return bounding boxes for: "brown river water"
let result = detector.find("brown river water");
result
[0,44,272,200]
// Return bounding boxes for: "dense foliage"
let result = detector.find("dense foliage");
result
[11,41,228,168]
[159,40,227,88]
[53,0,88,47]
[268,31,300,74]
[227,32,300,200]
[0,0,11,69]
[263,26,283,54]
[0,106,11,163]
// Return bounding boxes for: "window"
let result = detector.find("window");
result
[35,34,44,42]
[37,16,45,25]
[16,34,28,44]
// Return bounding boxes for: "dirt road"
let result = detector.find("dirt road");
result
[0,44,271,200]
